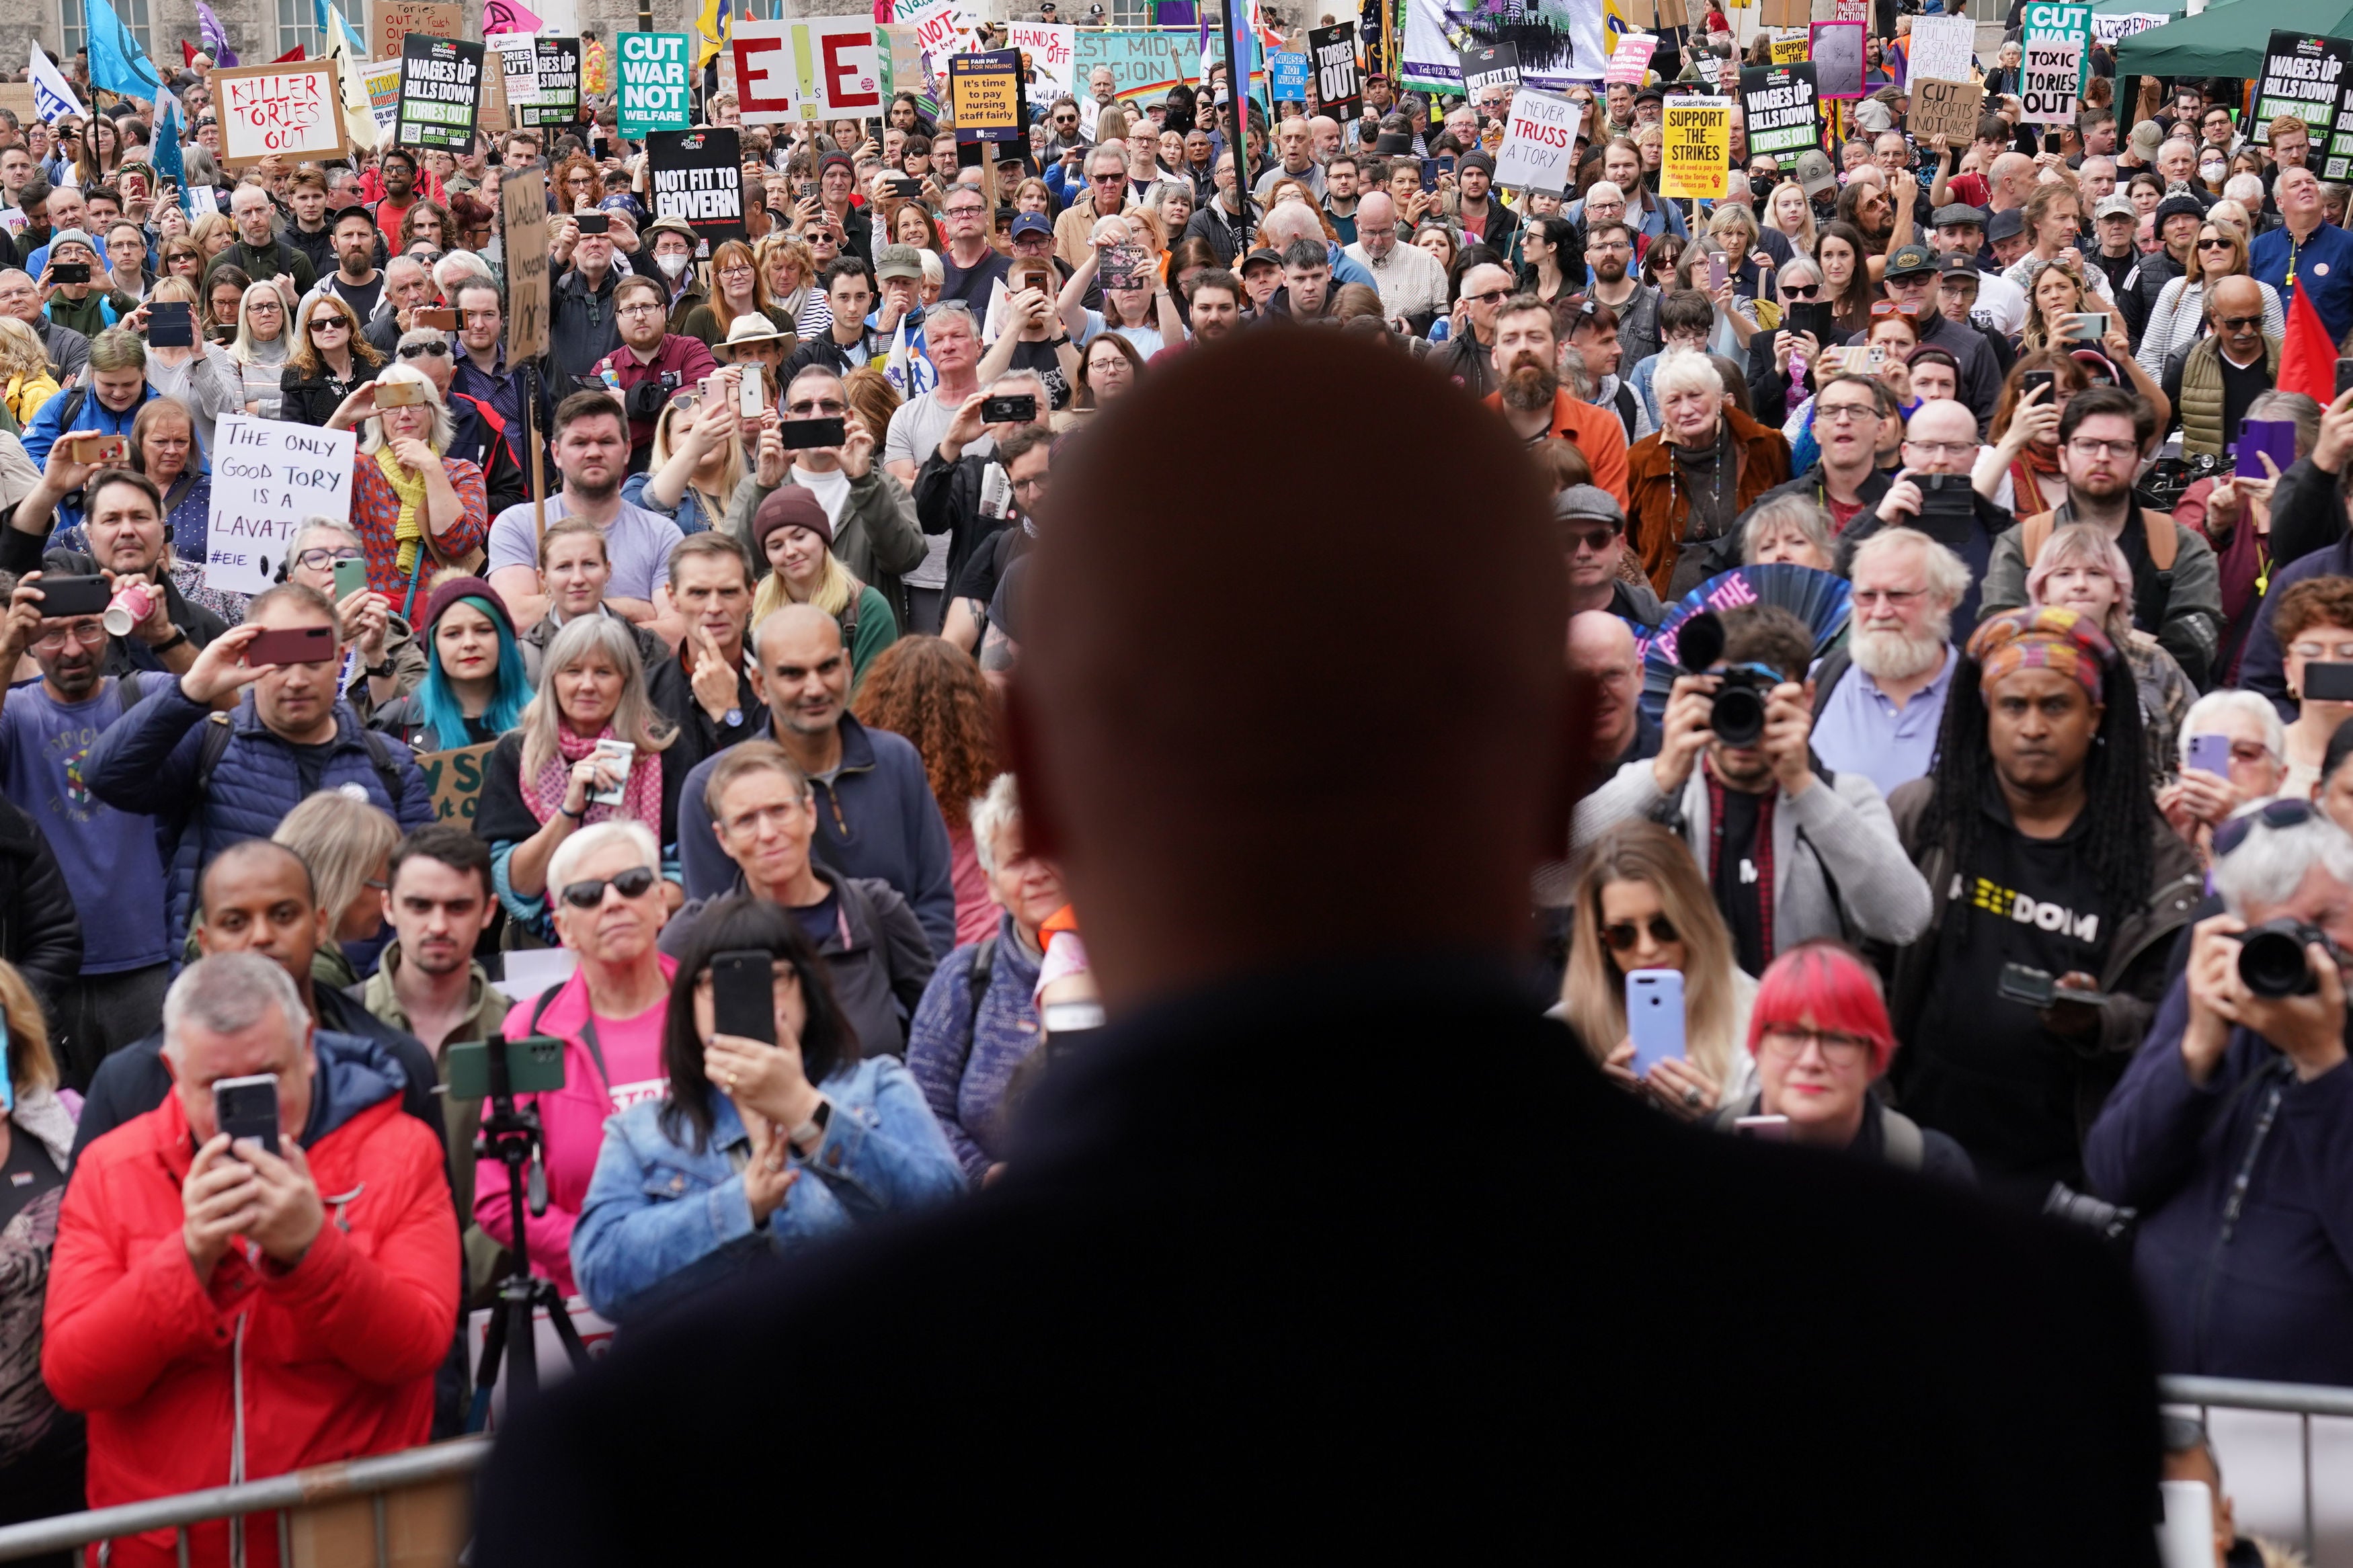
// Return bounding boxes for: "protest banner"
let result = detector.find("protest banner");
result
[1769,34,1807,64]
[526,36,580,127]
[0,85,37,128]
[1658,95,1730,200]
[204,417,356,597]
[1807,20,1864,99]
[1312,24,1361,118]
[947,48,1025,139]
[2020,1,2091,95]
[1740,63,1818,166]
[1907,76,1982,145]
[647,128,745,255]
[1007,19,1074,103]
[417,743,497,825]
[477,42,509,134]
[615,32,690,137]
[395,35,483,150]
[363,58,403,139]
[1606,33,1656,84]
[733,17,888,124]
[501,169,549,362]
[1269,50,1307,100]
[212,61,348,165]
[903,0,981,85]
[1490,85,1579,190]
[489,33,539,124]
[2091,10,2165,44]
[372,0,459,65]
[1459,40,1519,97]
[2256,31,2351,142]
[1905,13,1975,83]
[2018,36,2081,124]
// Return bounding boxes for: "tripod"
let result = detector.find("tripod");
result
[467,1048,593,1432]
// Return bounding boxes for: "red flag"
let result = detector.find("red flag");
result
[2278,274,2338,404]
[181,40,197,65]
[274,44,304,62]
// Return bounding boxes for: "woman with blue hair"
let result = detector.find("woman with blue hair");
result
[368,575,532,753]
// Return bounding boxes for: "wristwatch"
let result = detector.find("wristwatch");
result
[788,1100,832,1155]
[364,657,397,678]
[151,628,188,654]
[1045,334,1070,347]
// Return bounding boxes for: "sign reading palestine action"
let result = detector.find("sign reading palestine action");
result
[1741,62,1817,167]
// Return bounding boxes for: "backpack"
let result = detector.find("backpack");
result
[120,674,407,809]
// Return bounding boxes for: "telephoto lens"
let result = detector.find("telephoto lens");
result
[2237,919,2325,999]
[1710,681,1767,747]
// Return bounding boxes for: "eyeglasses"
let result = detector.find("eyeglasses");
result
[616,301,664,317]
[398,339,451,359]
[1781,283,1821,299]
[943,204,984,218]
[2215,313,2263,331]
[2213,796,2317,859]
[248,298,282,313]
[306,317,348,334]
[1815,402,1879,423]
[31,620,106,650]
[1463,288,1511,306]
[786,397,847,415]
[1852,586,1925,608]
[1759,1026,1874,1066]
[1601,915,1679,952]
[2066,438,2139,459]
[2290,637,2353,661]
[557,865,660,908]
[293,546,364,570]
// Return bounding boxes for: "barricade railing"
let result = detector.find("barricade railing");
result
[2161,1374,2353,1562]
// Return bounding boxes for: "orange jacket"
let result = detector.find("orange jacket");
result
[1486,388,1631,507]
[1624,407,1792,595]
[44,1079,458,1567]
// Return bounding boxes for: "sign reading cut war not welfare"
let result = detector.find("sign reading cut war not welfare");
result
[616,32,690,136]
[212,61,348,165]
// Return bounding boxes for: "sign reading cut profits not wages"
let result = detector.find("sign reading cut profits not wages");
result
[205,417,357,597]
[1659,95,1730,200]
[733,17,887,124]
[1907,75,1983,145]
[395,35,483,151]
[213,61,348,165]
[1491,87,1581,192]
[616,32,690,137]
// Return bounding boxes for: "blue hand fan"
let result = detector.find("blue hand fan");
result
[1636,563,1853,722]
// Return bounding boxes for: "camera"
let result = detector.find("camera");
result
[1675,610,1777,748]
[2237,918,2329,998]
[2043,1182,2137,1249]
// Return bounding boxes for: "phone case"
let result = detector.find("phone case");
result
[1626,968,1686,1077]
[2186,733,2232,779]
[214,1073,282,1157]
[2302,662,2353,702]
[333,556,368,602]
[32,575,110,618]
[711,951,776,1044]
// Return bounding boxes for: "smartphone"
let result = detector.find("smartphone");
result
[49,261,89,284]
[1437,153,1456,175]
[2061,311,2107,343]
[797,179,818,201]
[2157,1480,2217,1568]
[737,363,764,419]
[1706,253,1728,293]
[982,393,1039,425]
[2043,130,2063,155]
[444,1034,568,1099]
[589,738,634,806]
[1862,344,1888,373]
[2336,357,2353,399]
[1097,242,1148,291]
[2021,368,2056,405]
[1042,999,1105,1069]
[245,624,336,666]
[333,556,368,602]
[2235,417,2298,483]
[374,380,429,408]
[887,175,922,199]
[1734,1114,1792,1141]
[778,416,848,449]
[147,299,193,347]
[31,574,110,618]
[710,949,776,1045]
[574,211,611,235]
[1996,961,2058,1009]
[213,1072,281,1157]
[1786,300,1835,343]
[1625,968,1686,1077]
[1418,157,1438,190]
[411,306,459,330]
[2303,662,2353,702]
[2186,733,2233,779]
[58,433,127,464]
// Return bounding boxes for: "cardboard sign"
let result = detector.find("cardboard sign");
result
[1906,13,1976,84]
[395,35,483,150]
[372,1,460,67]
[616,32,691,137]
[647,127,745,255]
[1741,63,1817,167]
[1006,19,1074,103]
[362,58,403,137]
[1769,34,1807,65]
[1606,34,1657,85]
[1311,23,1361,119]
[0,85,36,128]
[733,17,889,124]
[1806,20,1864,100]
[1659,95,1730,200]
[2019,36,2081,124]
[204,417,357,597]
[418,742,496,823]
[1269,50,1308,100]
[1459,40,1519,97]
[1491,86,1580,192]
[212,62,349,165]
[501,169,549,362]
[947,48,1024,136]
[1908,75,1983,145]
[477,42,510,134]
[526,36,580,128]
[2256,30,2351,143]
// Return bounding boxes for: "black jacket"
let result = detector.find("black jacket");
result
[284,221,337,281]
[910,450,1014,610]
[644,646,762,813]
[549,261,626,394]
[475,958,2164,1565]
[0,793,80,1012]
[449,393,530,520]
[202,237,316,297]
[278,360,369,428]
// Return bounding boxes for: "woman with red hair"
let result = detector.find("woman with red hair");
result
[1716,941,1975,1184]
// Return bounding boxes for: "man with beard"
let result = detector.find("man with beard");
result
[1575,601,1931,979]
[1980,387,2221,687]
[2000,183,2113,304]
[1808,526,1970,801]
[484,393,684,630]
[1482,294,1630,505]
[372,147,423,237]
[2158,276,2279,460]
[1741,374,1899,534]
[1582,221,1661,372]
[1840,397,2013,624]
[1840,245,2001,429]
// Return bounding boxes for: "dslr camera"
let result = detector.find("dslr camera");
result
[2236,919,2331,999]
[1676,610,1780,748]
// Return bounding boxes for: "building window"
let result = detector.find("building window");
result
[279,0,368,60]
[61,0,154,66]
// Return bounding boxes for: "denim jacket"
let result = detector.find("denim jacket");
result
[570,1055,965,1323]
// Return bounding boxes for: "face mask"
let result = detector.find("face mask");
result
[656,251,689,279]
[2200,159,2226,184]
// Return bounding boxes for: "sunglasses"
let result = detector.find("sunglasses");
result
[1781,282,1821,298]
[2196,237,2234,250]
[1560,524,1621,552]
[1602,915,1679,952]
[398,339,452,359]
[558,865,659,909]
[2215,313,2263,331]
[306,317,348,333]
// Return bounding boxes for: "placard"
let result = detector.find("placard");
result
[395,35,483,151]
[417,742,496,823]
[0,85,36,128]
[372,1,460,66]
[1006,19,1074,104]
[1741,63,1817,166]
[1908,76,1983,145]
[1606,34,1656,85]
[947,48,1023,136]
[212,61,350,166]
[733,17,889,124]
[647,127,745,255]
[363,58,403,138]
[1769,34,1807,65]
[1459,40,1519,97]
[205,417,357,597]
[1906,14,1975,83]
[615,32,690,137]
[1310,23,1361,119]
[501,169,548,362]
[1491,86,1580,192]
[1269,50,1308,100]
[2091,11,2165,44]
[526,36,580,128]
[2019,36,2081,124]
[2020,1,2091,97]
[1659,95,1730,200]
[2255,31,2351,143]
[489,33,539,119]
[1807,20,1864,100]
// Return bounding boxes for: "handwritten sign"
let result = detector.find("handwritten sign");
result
[1909,76,1983,145]
[732,17,887,124]
[372,1,460,67]
[1269,50,1307,101]
[616,32,690,136]
[2091,10,2165,45]
[205,417,357,597]
[212,61,348,166]
[1007,19,1074,103]
[2019,36,2081,124]
[1658,95,1731,200]
[1491,86,1580,192]
[417,742,496,823]
[489,33,540,118]
[501,169,549,362]
[2020,1,2091,98]
[1906,13,1976,83]
[395,35,483,150]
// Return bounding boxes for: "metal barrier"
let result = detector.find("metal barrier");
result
[2161,1374,2353,1564]
[0,1437,487,1565]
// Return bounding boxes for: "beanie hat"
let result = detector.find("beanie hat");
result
[754,484,834,552]
[420,574,516,643]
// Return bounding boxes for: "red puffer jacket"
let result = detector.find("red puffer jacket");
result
[42,1072,458,1568]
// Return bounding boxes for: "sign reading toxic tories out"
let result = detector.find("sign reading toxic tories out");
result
[647,127,746,255]
[1740,62,1817,167]
[2257,30,2353,175]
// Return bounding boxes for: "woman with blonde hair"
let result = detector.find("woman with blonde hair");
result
[0,956,79,1531]
[1761,174,1818,253]
[2136,220,2284,376]
[1556,820,1757,1118]
[227,276,292,417]
[190,211,235,264]
[331,360,491,613]
[841,365,902,453]
[0,317,58,431]
[758,231,830,339]
[2026,522,2194,784]
[271,792,403,991]
[748,483,898,682]
[625,388,746,536]
[1011,175,1055,215]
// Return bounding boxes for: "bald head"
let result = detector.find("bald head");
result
[201,838,316,912]
[1357,191,1397,255]
[1989,152,2034,196]
[2208,274,2263,317]
[1014,331,1570,1010]
[1567,610,1639,755]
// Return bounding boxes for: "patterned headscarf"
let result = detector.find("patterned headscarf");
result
[1965,605,2116,701]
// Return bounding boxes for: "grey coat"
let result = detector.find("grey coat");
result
[725,465,926,620]
[1977,514,2223,688]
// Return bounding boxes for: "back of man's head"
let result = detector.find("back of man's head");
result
[1014,331,1568,1007]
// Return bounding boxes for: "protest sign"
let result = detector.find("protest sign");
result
[1741,63,1818,166]
[1312,24,1361,118]
[489,33,539,122]
[2256,31,2351,142]
[395,35,482,150]
[1269,50,1308,100]
[2020,1,2091,96]
[733,17,888,124]
[1606,34,1656,84]
[477,42,509,133]
[1459,40,1519,97]
[0,85,37,128]
[1007,19,1074,102]
[1658,95,1730,200]
[525,36,580,127]
[501,169,549,362]
[947,48,1024,138]
[2091,10,2165,44]
[1807,20,1864,99]
[372,1,458,65]
[204,417,356,597]
[1907,76,1982,145]
[417,743,497,824]
[1769,34,1807,64]
[903,0,981,84]
[1905,13,1975,83]
[2019,36,2081,124]
[615,32,690,137]
[212,61,348,165]
[363,58,403,138]
[647,128,745,255]
[1490,85,1579,191]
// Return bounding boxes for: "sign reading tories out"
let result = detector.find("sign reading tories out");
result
[395,34,483,151]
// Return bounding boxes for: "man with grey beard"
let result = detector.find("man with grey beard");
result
[1809,526,1971,801]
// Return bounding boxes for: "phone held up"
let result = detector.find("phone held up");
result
[245,624,335,667]
[981,393,1039,425]
[710,950,776,1045]
[213,1073,281,1158]
[1625,968,1686,1078]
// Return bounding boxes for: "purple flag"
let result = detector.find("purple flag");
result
[196,1,237,67]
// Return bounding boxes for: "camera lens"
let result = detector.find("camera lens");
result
[1712,686,1766,748]
[2238,923,2319,999]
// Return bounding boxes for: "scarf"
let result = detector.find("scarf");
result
[521,723,664,839]
[2010,442,2061,518]
[373,444,432,578]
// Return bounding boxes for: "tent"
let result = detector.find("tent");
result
[2114,0,2351,79]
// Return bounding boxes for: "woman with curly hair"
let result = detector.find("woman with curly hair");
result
[852,635,1004,947]
[399,198,452,253]
[553,152,605,216]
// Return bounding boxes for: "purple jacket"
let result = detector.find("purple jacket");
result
[904,913,1044,1184]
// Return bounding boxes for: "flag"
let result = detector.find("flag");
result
[320,1,376,148]
[84,0,162,99]
[274,45,303,61]
[181,40,196,65]
[1247,0,1282,53]
[693,0,732,67]
[196,0,237,66]
[151,93,182,185]
[28,46,87,124]
[2279,274,2338,405]
[486,0,547,34]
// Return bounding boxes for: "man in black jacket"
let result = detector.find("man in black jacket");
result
[547,213,627,394]
[202,182,317,297]
[3,456,224,677]
[478,329,2163,1566]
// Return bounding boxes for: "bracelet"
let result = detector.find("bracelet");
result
[559,801,586,821]
[151,628,188,654]
[1045,334,1070,346]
